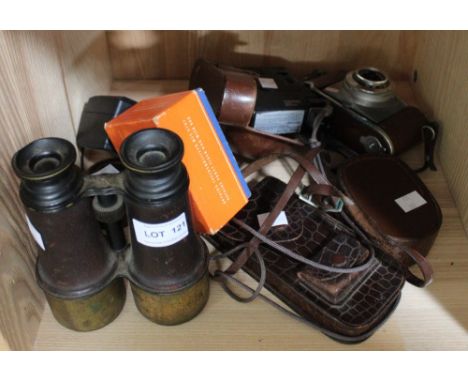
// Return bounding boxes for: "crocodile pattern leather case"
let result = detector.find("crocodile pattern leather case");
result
[212,176,405,342]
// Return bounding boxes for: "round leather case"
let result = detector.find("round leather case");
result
[338,154,442,263]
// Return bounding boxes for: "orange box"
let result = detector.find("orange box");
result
[105,89,251,234]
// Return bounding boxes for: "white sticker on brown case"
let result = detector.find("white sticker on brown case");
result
[394,190,427,213]
[257,211,288,227]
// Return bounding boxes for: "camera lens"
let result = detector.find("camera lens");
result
[357,68,386,82]
[353,67,389,89]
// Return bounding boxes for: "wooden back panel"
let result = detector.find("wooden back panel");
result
[412,31,468,235]
[106,30,418,81]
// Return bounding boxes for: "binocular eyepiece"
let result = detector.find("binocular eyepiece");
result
[120,128,188,201]
[12,138,82,211]
[12,128,209,331]
[13,137,75,179]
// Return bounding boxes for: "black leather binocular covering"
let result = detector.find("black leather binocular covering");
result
[12,128,209,331]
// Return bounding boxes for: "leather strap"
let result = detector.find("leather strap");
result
[399,247,434,287]
[211,243,267,303]
[344,202,433,287]
[242,151,341,202]
[227,149,327,274]
[232,217,374,274]
[222,133,434,287]
[242,149,328,185]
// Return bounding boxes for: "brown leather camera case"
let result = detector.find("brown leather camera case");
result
[329,106,429,155]
[338,154,442,265]
[189,59,257,127]
[212,176,405,342]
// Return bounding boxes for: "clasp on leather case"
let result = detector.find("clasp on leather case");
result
[298,187,344,213]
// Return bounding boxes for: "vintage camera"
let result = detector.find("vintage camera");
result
[189,59,326,136]
[308,68,438,170]
[249,67,326,135]
[12,129,209,331]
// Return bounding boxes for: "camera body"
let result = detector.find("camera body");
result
[249,67,326,135]
[189,59,326,135]
[312,67,433,156]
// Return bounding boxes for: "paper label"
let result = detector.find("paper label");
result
[258,77,278,89]
[132,213,189,248]
[394,191,427,213]
[257,211,288,227]
[253,110,305,134]
[91,164,120,176]
[25,215,45,250]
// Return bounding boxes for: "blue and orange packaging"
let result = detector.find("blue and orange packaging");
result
[105,88,251,234]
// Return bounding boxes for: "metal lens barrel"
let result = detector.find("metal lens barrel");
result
[120,128,209,325]
[11,138,125,331]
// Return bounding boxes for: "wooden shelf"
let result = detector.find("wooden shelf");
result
[33,81,468,350]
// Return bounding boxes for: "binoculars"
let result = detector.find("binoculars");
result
[12,128,209,331]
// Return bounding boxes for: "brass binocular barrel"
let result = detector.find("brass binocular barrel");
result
[120,129,209,325]
[12,128,209,331]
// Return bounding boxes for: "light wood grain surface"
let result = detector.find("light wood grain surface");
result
[106,31,418,81]
[33,80,468,350]
[0,332,10,351]
[56,31,113,130]
[411,31,468,235]
[0,31,79,350]
[0,31,116,350]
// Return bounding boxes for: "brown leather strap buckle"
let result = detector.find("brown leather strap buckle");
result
[298,186,344,213]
